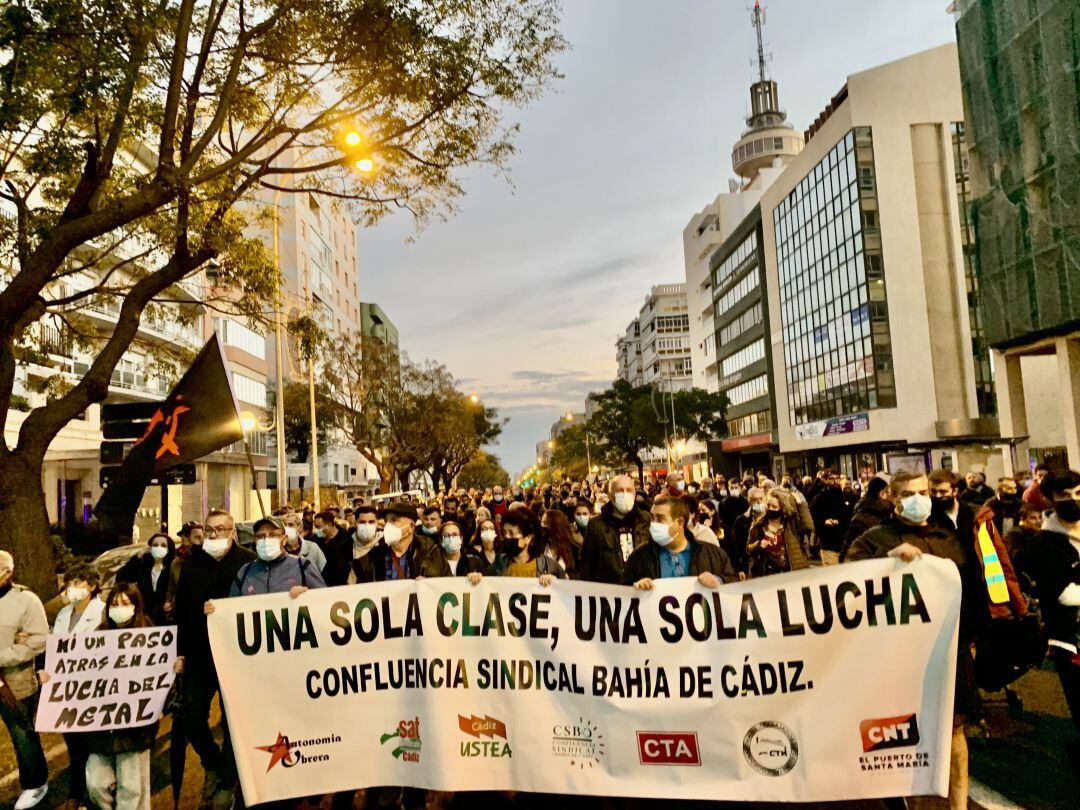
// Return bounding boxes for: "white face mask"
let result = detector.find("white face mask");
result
[650,521,674,547]
[150,545,168,561]
[730,487,742,497]
[109,605,136,626]
[382,521,404,548]
[441,535,463,554]
[675,481,686,492]
[575,514,589,529]
[751,501,766,514]
[613,491,635,513]
[256,537,282,561]
[66,586,90,605]
[284,526,299,540]
[480,529,497,546]
[355,523,377,542]
[203,536,230,559]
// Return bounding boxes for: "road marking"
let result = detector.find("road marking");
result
[970,777,1026,810]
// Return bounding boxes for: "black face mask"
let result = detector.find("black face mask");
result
[765,509,782,522]
[502,539,526,557]
[930,496,954,515]
[1053,498,1080,524]
[998,492,1017,503]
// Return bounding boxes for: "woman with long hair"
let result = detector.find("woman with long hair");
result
[472,517,500,567]
[116,532,175,625]
[486,508,565,583]
[746,488,810,577]
[542,508,578,576]
[84,582,158,809]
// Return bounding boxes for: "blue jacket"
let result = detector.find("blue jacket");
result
[230,553,326,597]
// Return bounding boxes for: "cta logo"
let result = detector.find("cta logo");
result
[380,717,422,763]
[458,714,512,758]
[552,718,605,769]
[636,731,701,766]
[255,731,341,772]
[860,714,920,753]
[743,721,798,777]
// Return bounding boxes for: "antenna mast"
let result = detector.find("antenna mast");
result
[752,1,768,84]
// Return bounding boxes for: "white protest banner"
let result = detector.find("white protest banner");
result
[208,558,960,804]
[35,626,177,733]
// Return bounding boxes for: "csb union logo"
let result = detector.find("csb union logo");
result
[458,714,512,758]
[743,721,798,777]
[860,714,921,752]
[552,718,606,769]
[380,717,422,763]
[636,731,701,766]
[255,731,341,772]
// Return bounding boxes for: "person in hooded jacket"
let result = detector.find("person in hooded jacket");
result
[840,475,894,561]
[116,532,175,625]
[579,475,652,584]
[624,495,737,587]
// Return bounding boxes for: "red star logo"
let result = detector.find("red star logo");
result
[255,733,294,772]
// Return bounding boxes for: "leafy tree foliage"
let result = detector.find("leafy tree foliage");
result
[456,451,510,490]
[0,0,564,590]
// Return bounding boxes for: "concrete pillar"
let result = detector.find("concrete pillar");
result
[992,349,1029,476]
[1057,337,1080,469]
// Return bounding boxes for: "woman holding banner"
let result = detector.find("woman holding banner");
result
[85,583,158,810]
[45,564,107,808]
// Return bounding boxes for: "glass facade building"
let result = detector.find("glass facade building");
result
[774,127,896,427]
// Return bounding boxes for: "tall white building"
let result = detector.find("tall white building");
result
[615,318,644,386]
[683,1,802,393]
[638,283,692,393]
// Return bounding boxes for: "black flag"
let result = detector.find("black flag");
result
[94,334,244,539]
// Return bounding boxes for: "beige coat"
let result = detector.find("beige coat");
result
[0,584,49,700]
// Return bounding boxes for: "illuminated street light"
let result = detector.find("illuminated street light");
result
[354,157,375,173]
[469,394,480,404]
[345,131,363,147]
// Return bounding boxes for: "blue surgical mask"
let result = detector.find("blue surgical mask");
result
[900,494,932,524]
[256,537,282,561]
[575,515,589,529]
[441,535,462,554]
[313,528,326,539]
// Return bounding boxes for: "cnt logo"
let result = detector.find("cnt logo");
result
[860,714,921,753]
[380,717,422,763]
[458,714,512,758]
[255,732,341,772]
[636,731,701,766]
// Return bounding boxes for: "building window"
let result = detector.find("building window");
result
[773,126,895,426]
[232,372,268,407]
[719,303,763,345]
[727,409,772,437]
[726,374,768,406]
[715,271,759,317]
[720,338,766,378]
[712,231,757,290]
[951,121,996,417]
[214,318,266,360]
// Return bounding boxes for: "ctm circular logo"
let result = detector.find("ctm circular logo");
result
[742,721,798,777]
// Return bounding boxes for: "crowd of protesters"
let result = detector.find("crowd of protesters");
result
[0,461,1077,809]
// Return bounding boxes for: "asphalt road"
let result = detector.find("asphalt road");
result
[2,662,1074,808]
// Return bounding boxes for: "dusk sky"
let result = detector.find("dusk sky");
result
[359,0,958,478]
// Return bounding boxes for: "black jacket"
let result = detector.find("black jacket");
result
[983,495,1022,535]
[960,483,994,509]
[840,496,895,561]
[1022,525,1080,648]
[718,495,749,538]
[622,537,737,585]
[321,529,355,587]
[730,512,756,573]
[353,534,450,582]
[445,550,486,577]
[811,487,854,552]
[579,502,652,584]
[846,515,984,640]
[174,543,255,662]
[116,552,174,625]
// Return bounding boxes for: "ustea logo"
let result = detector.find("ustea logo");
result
[743,721,798,777]
[380,717,422,763]
[552,718,605,769]
[255,731,341,772]
[458,714,512,758]
[636,731,701,766]
[860,714,920,753]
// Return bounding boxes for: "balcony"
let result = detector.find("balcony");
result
[85,299,202,349]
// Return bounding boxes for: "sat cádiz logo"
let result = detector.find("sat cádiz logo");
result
[742,721,798,777]
[458,714,513,758]
[255,732,342,772]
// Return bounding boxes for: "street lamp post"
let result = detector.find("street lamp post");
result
[272,189,289,509]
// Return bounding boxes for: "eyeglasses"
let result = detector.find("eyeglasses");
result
[205,525,233,538]
[254,532,285,541]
